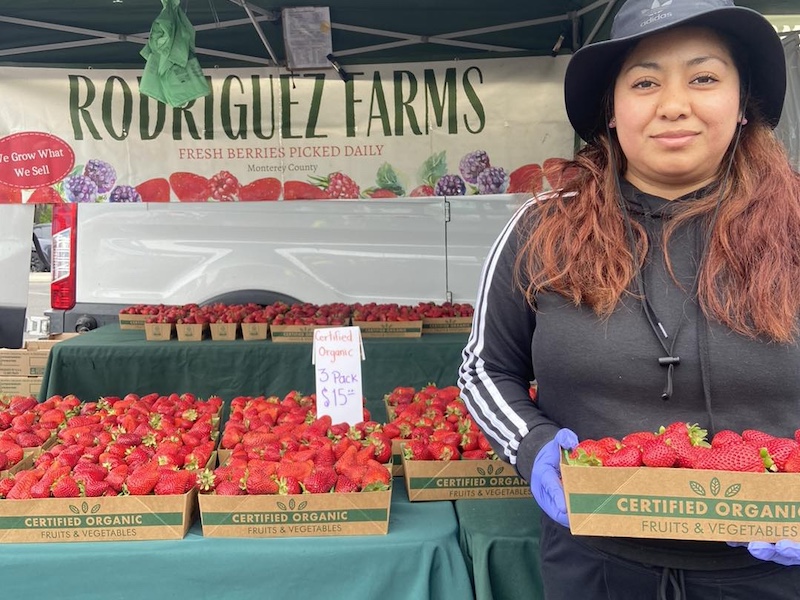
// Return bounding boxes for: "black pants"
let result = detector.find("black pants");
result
[539,515,800,600]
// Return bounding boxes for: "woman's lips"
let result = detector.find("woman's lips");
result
[652,130,697,148]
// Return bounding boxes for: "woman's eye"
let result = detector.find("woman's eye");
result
[692,74,718,85]
[632,80,657,89]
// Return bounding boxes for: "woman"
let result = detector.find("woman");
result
[458,0,800,597]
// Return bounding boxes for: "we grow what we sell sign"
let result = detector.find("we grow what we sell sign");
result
[0,56,571,203]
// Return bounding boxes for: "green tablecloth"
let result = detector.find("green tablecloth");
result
[3,484,474,600]
[456,498,545,600]
[41,325,468,422]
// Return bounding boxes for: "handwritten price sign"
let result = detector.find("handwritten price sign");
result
[312,326,364,425]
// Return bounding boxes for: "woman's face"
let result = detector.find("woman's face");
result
[612,26,742,199]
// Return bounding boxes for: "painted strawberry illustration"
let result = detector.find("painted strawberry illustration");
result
[365,188,397,198]
[27,186,63,203]
[208,170,240,201]
[310,172,360,199]
[239,177,282,201]
[169,172,210,202]
[135,178,171,202]
[507,163,544,194]
[409,185,435,197]
[283,180,330,200]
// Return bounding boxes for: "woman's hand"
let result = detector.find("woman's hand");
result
[530,428,578,527]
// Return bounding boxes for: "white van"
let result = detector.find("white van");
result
[0,205,35,348]
[47,194,525,333]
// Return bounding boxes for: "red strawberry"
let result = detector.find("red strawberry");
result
[135,178,171,202]
[365,432,392,463]
[641,440,677,468]
[621,431,658,450]
[283,180,330,200]
[169,172,209,202]
[765,437,798,472]
[711,430,744,448]
[27,186,63,203]
[507,163,543,194]
[783,447,800,473]
[302,466,337,494]
[215,479,245,495]
[742,429,775,447]
[366,188,397,198]
[604,445,642,467]
[361,463,391,490]
[239,177,282,201]
[278,476,301,495]
[154,470,190,495]
[0,182,22,204]
[409,185,435,197]
[51,475,81,498]
[461,449,489,460]
[124,462,160,495]
[694,443,773,472]
[80,478,110,497]
[334,474,360,493]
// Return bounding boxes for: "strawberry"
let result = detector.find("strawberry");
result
[621,431,658,450]
[0,182,22,204]
[124,462,160,495]
[135,178,171,202]
[765,437,798,471]
[154,470,189,495]
[409,185,435,197]
[169,172,209,202]
[604,445,642,467]
[239,177,282,201]
[507,163,543,194]
[27,186,63,203]
[641,440,677,468]
[278,476,301,495]
[711,430,743,448]
[403,439,431,461]
[334,474,360,493]
[302,466,337,494]
[742,429,775,447]
[246,470,279,495]
[215,479,245,495]
[283,180,330,200]
[783,447,800,473]
[80,478,110,497]
[361,463,391,490]
[461,449,489,460]
[366,188,397,198]
[51,475,81,498]
[276,460,314,482]
[365,432,392,463]
[694,443,773,472]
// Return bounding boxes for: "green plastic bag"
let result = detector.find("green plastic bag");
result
[140,0,211,107]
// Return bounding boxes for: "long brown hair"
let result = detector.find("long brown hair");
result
[515,122,800,342]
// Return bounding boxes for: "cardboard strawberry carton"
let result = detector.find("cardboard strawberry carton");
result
[240,322,268,341]
[417,302,475,335]
[198,485,391,538]
[401,450,531,501]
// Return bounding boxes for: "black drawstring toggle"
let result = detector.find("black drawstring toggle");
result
[659,357,679,401]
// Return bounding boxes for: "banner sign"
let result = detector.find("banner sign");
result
[0,57,572,203]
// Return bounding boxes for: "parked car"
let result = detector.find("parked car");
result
[31,222,51,272]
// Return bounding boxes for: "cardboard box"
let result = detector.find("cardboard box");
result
[24,333,79,351]
[421,316,473,335]
[118,313,148,330]
[241,323,268,341]
[0,377,43,397]
[144,322,175,341]
[0,348,49,377]
[561,462,800,543]
[176,323,207,342]
[270,324,338,343]
[209,322,239,341]
[391,438,404,476]
[198,488,391,538]
[0,489,196,543]
[352,321,423,339]
[401,453,531,501]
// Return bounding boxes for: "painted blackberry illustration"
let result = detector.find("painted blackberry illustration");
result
[83,159,117,193]
[458,150,491,184]
[433,174,467,197]
[109,185,142,203]
[63,175,98,203]
[476,167,509,194]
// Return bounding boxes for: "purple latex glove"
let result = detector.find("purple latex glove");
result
[746,541,800,566]
[530,428,578,528]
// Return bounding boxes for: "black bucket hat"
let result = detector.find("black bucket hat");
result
[565,0,786,142]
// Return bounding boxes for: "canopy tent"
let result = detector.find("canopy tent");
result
[0,0,796,69]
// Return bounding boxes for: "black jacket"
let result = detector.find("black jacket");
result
[458,181,800,569]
